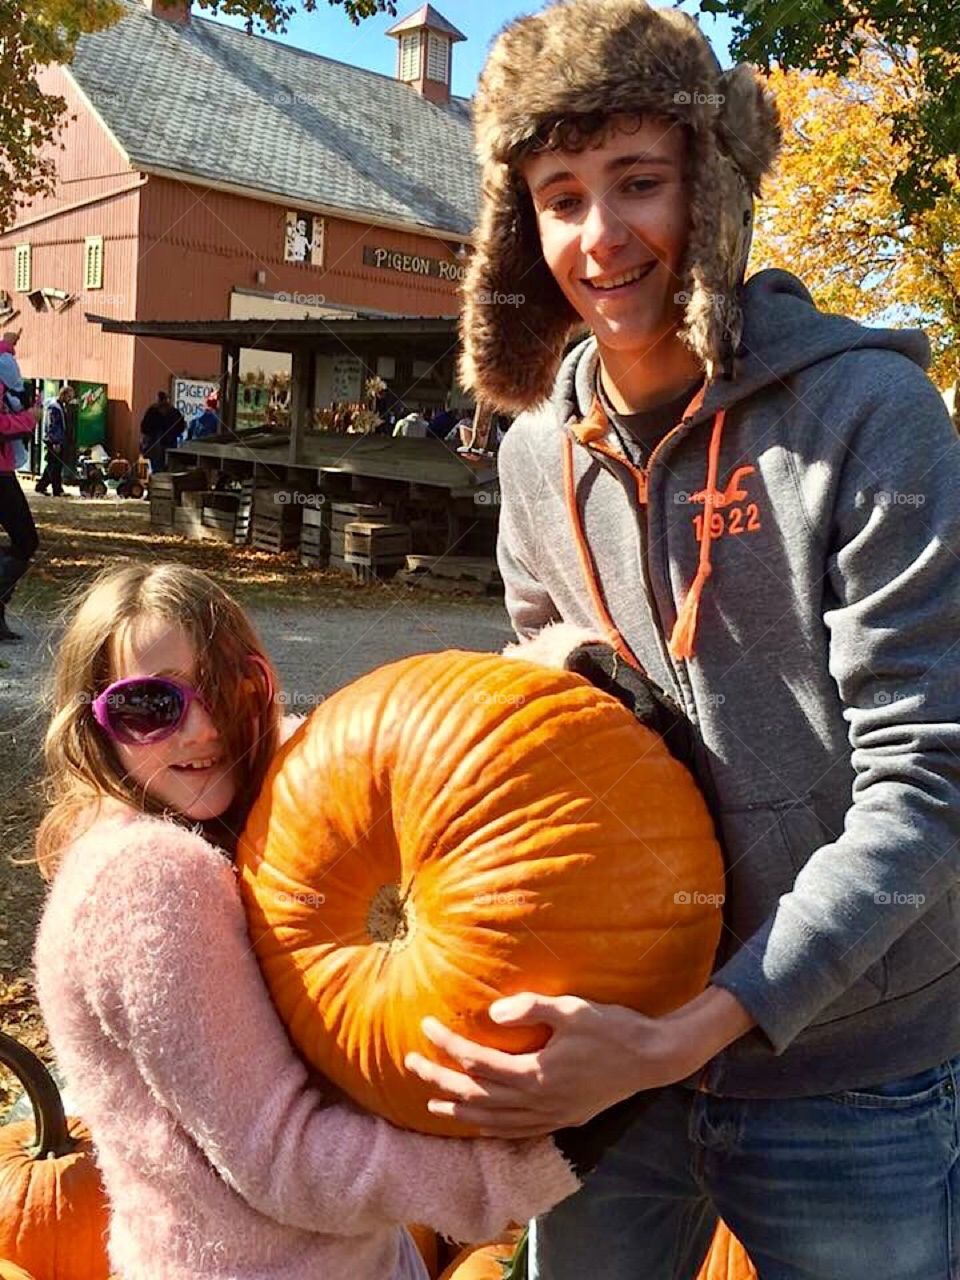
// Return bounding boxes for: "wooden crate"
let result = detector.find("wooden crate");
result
[252,513,301,553]
[150,468,208,503]
[344,521,412,563]
[299,522,330,569]
[234,479,254,546]
[173,507,204,539]
[150,497,175,527]
[302,501,330,530]
[330,502,390,533]
[344,558,406,583]
[201,507,240,543]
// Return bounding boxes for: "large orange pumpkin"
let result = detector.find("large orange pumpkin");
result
[238,651,724,1135]
[0,1033,110,1280]
[698,1221,756,1279]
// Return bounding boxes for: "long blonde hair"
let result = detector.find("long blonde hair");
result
[37,563,280,877]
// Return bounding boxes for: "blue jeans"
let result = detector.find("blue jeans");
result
[531,1056,960,1279]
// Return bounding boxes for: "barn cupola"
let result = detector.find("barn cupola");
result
[386,5,466,106]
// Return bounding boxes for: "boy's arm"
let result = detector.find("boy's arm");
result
[711,364,960,1051]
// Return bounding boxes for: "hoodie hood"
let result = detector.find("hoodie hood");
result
[561,269,932,432]
[554,268,933,661]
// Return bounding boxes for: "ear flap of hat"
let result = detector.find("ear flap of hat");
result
[716,64,782,195]
[459,162,581,414]
[678,130,755,381]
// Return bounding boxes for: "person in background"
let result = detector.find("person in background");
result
[393,411,430,439]
[0,335,42,642]
[36,385,75,497]
[139,391,185,474]
[187,394,221,442]
[428,406,458,440]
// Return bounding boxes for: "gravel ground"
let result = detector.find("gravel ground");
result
[0,489,515,1113]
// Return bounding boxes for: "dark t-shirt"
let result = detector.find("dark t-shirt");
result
[596,372,704,468]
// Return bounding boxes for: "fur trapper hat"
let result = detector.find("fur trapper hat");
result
[459,0,782,413]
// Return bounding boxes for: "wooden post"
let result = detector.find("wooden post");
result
[289,347,311,464]
[226,345,240,439]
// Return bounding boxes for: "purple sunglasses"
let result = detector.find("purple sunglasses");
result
[91,657,274,746]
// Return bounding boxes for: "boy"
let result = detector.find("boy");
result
[407,1,960,1275]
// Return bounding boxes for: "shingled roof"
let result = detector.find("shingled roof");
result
[68,1,478,236]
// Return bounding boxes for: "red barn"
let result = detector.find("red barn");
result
[0,0,474,457]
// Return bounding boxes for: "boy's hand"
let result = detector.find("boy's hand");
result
[405,987,754,1137]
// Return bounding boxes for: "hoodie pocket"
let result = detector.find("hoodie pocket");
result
[717,795,887,1018]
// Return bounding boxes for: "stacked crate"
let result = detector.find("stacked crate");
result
[344,520,412,582]
[328,503,390,574]
[150,469,208,532]
[233,477,254,546]
[251,478,302,553]
[300,500,330,569]
[201,491,243,544]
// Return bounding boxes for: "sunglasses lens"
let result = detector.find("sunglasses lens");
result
[106,679,186,743]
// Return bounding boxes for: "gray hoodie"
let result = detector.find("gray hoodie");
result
[497,268,960,1097]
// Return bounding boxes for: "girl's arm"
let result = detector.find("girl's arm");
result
[0,401,38,437]
[65,822,579,1239]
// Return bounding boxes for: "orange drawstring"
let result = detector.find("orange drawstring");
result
[668,407,727,661]
[562,431,643,671]
[563,389,726,665]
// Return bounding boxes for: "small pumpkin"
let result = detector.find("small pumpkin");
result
[408,1223,441,1278]
[0,1033,111,1280]
[238,651,723,1137]
[698,1221,756,1279]
[438,1229,521,1279]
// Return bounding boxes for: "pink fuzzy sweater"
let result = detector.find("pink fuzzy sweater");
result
[34,810,580,1279]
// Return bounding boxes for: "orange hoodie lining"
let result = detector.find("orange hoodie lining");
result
[563,383,725,662]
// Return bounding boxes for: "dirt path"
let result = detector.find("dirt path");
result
[0,490,513,1112]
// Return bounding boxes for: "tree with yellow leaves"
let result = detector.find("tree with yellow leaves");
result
[750,39,960,392]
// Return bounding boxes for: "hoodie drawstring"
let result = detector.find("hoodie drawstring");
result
[562,391,727,664]
[668,406,726,660]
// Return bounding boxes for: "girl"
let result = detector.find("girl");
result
[33,563,582,1280]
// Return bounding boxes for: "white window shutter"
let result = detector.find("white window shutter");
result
[84,236,104,290]
[14,244,31,294]
[399,31,421,81]
[426,32,449,83]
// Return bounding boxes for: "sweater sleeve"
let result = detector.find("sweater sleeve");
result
[72,824,579,1238]
[711,364,960,1050]
[497,422,562,639]
[0,406,34,438]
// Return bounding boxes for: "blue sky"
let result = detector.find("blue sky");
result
[208,1,736,96]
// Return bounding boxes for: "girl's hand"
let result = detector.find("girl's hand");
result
[404,987,754,1137]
